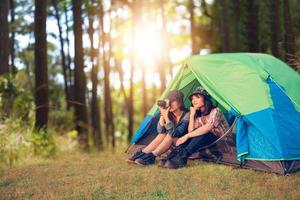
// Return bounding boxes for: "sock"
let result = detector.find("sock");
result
[151,151,158,156]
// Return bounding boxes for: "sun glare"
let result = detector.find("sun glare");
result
[132,24,164,67]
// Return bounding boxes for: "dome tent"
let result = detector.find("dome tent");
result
[127,53,300,174]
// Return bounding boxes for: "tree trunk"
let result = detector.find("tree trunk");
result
[283,0,296,66]
[0,0,10,75]
[219,0,230,52]
[245,0,259,52]
[63,1,73,102]
[72,0,89,150]
[34,0,48,130]
[142,69,148,117]
[141,0,148,117]
[10,0,17,74]
[232,0,240,51]
[107,13,115,148]
[127,0,139,142]
[188,0,197,54]
[158,0,168,93]
[88,2,103,151]
[99,2,115,148]
[52,0,71,110]
[268,0,280,57]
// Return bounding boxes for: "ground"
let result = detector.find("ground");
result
[0,149,300,200]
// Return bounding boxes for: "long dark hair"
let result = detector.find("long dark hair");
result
[192,94,216,117]
[168,101,187,124]
[164,90,185,123]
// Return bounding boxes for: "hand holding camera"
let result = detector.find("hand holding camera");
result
[157,99,170,109]
[157,99,170,122]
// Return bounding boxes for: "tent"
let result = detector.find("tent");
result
[126,53,300,175]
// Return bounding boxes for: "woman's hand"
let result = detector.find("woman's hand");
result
[176,134,190,146]
[190,106,196,117]
[158,115,165,126]
[159,106,170,121]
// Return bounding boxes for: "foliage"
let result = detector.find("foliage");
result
[0,72,34,120]
[0,118,31,166]
[0,115,79,167]
[28,128,57,158]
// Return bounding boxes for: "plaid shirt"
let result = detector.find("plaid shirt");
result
[194,107,230,137]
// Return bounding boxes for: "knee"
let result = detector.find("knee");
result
[157,133,167,139]
[163,134,173,141]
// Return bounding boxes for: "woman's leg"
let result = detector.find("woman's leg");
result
[152,134,176,156]
[184,132,219,155]
[142,133,167,153]
[164,133,218,169]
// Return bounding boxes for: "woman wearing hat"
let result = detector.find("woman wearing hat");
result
[162,86,230,169]
[126,90,190,166]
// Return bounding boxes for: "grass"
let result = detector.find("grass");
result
[0,149,300,200]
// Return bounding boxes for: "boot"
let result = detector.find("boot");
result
[164,148,189,169]
[158,145,184,167]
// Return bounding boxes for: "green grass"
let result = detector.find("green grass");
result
[0,149,300,200]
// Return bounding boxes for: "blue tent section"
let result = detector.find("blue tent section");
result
[236,77,300,161]
[131,115,153,144]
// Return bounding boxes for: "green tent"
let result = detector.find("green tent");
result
[128,53,300,174]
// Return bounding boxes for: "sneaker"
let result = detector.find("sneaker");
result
[126,151,145,164]
[135,152,156,166]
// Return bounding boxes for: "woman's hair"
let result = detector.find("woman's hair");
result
[192,94,216,116]
[166,90,186,124]
[168,103,187,124]
[167,90,185,111]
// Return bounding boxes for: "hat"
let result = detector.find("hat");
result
[167,90,184,105]
[188,86,210,101]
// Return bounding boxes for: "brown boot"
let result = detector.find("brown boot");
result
[164,148,189,169]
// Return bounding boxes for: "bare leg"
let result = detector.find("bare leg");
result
[142,133,166,153]
[152,134,177,156]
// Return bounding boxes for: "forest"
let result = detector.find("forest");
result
[0,0,300,163]
[1,0,300,199]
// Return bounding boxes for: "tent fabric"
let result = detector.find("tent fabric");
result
[131,114,153,144]
[130,53,300,163]
[237,78,300,161]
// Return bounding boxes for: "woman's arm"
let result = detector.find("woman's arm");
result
[188,115,195,132]
[160,107,171,123]
[158,115,165,126]
[176,123,212,146]
[188,107,196,132]
[186,123,213,138]
[157,109,166,133]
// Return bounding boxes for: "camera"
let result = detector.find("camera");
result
[157,99,170,109]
